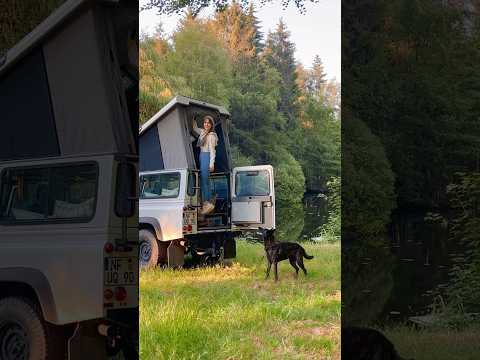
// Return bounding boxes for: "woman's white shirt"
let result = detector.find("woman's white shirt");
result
[193,121,217,167]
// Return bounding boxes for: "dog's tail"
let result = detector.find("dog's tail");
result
[302,248,314,260]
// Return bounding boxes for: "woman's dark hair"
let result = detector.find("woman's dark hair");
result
[202,115,214,133]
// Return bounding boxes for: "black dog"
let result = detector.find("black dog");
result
[258,228,314,281]
[342,327,413,360]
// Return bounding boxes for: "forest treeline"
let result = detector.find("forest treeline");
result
[343,0,480,320]
[139,3,341,238]
[0,0,65,53]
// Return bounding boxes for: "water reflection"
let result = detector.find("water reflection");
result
[276,201,304,242]
[342,213,456,326]
[276,193,329,242]
[343,239,395,326]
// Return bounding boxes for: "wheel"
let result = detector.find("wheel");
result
[139,229,159,269]
[0,297,65,360]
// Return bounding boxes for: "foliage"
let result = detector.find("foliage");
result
[290,95,340,191]
[319,177,340,241]
[443,173,480,313]
[265,145,305,207]
[342,117,396,238]
[164,18,232,106]
[263,19,300,128]
[207,2,261,60]
[139,17,232,123]
[230,145,253,167]
[141,0,320,16]
[276,201,305,242]
[0,0,65,53]
[343,0,480,209]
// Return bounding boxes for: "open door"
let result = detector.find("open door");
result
[231,165,275,230]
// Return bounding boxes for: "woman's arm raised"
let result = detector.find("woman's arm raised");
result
[192,119,202,136]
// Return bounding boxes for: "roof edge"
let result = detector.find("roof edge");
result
[0,0,91,77]
[139,95,230,135]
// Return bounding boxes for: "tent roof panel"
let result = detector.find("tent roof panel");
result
[139,95,230,136]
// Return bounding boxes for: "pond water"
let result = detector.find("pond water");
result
[275,192,328,242]
[378,215,455,324]
[344,212,459,326]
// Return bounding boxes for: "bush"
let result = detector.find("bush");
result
[343,118,396,238]
[318,176,340,242]
[265,146,305,207]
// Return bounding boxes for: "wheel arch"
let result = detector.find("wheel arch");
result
[139,217,162,241]
[0,268,58,324]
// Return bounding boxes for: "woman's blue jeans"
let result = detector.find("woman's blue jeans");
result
[199,152,211,202]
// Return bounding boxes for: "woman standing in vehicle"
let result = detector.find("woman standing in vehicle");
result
[192,115,218,215]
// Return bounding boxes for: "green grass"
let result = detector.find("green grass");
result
[140,241,340,360]
[384,324,480,360]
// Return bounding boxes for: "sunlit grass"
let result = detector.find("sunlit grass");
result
[140,241,340,360]
[384,324,480,360]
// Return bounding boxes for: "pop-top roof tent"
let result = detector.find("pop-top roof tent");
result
[139,96,232,173]
[0,0,137,162]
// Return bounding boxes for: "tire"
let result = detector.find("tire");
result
[139,229,159,269]
[0,297,65,360]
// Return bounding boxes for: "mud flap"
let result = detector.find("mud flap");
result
[223,238,236,259]
[68,322,106,360]
[158,241,169,264]
[167,239,185,268]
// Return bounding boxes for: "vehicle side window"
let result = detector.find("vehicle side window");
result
[235,170,270,197]
[140,173,180,199]
[1,168,49,220]
[0,163,98,223]
[48,165,97,219]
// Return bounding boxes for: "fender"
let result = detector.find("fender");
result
[0,267,58,324]
[139,217,163,241]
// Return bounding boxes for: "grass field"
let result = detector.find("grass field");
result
[385,324,480,360]
[140,241,340,360]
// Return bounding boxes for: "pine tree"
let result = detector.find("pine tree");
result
[246,3,264,54]
[209,2,261,61]
[263,19,300,128]
[308,55,328,97]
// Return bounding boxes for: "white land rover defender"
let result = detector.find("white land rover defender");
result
[139,96,276,268]
[0,1,138,358]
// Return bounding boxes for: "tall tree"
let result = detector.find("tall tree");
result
[245,3,264,54]
[139,15,232,123]
[263,19,300,128]
[307,54,327,96]
[208,1,257,61]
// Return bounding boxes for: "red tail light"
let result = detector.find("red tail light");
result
[104,242,114,253]
[115,287,127,301]
[187,224,192,231]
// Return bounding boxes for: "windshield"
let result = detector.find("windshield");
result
[235,170,270,197]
